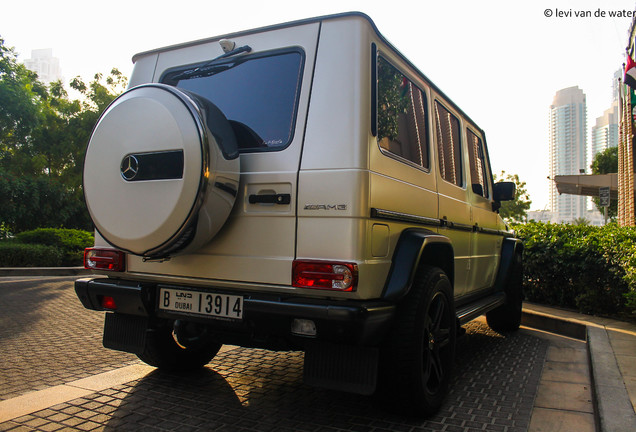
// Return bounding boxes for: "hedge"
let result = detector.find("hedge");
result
[0,243,63,267]
[0,228,93,267]
[515,222,636,321]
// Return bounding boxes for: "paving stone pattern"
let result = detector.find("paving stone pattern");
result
[1,301,548,432]
[0,278,140,401]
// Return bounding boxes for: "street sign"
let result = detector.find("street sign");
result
[599,187,610,207]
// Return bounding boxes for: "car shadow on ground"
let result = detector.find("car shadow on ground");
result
[102,320,547,431]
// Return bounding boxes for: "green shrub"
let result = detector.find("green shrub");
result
[0,243,63,267]
[515,222,636,321]
[7,228,93,266]
[16,228,93,249]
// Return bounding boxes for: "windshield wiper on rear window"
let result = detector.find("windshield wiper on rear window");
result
[172,45,252,81]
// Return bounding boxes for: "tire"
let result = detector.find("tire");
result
[380,266,456,417]
[83,84,240,259]
[137,321,222,372]
[486,253,523,332]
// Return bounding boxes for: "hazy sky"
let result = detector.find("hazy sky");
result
[2,0,635,210]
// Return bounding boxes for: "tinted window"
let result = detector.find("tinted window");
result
[434,101,462,186]
[376,57,429,169]
[163,51,304,152]
[467,129,489,198]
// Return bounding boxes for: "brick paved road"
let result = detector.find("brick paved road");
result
[0,277,140,401]
[0,278,548,431]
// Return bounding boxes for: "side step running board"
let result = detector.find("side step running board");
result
[455,292,506,325]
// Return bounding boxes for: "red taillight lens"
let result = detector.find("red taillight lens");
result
[292,260,358,291]
[84,248,126,272]
[100,295,117,310]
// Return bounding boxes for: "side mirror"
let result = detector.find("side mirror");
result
[492,182,515,212]
[494,181,516,201]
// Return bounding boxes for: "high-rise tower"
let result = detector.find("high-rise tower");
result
[24,48,61,85]
[549,86,588,222]
[591,69,621,160]
[591,100,619,160]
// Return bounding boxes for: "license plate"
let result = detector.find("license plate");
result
[158,288,243,320]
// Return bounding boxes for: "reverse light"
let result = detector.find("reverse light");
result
[291,319,317,337]
[84,248,126,272]
[292,260,358,291]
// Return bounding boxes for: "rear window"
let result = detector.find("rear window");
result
[162,50,304,152]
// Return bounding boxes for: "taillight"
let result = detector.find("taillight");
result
[100,295,117,310]
[84,248,126,272]
[292,260,358,291]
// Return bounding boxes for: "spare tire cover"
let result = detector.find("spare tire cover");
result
[84,84,240,258]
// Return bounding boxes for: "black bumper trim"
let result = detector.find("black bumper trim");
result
[75,277,396,346]
[75,277,151,316]
[246,298,394,321]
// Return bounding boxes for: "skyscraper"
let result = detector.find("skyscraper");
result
[591,99,619,160]
[24,48,61,85]
[612,68,622,103]
[549,86,588,223]
[592,69,622,160]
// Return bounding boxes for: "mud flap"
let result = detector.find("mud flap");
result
[303,342,378,395]
[103,313,148,354]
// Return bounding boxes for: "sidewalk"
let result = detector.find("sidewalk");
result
[0,267,92,277]
[523,302,636,432]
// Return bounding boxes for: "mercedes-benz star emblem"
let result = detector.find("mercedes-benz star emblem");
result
[120,155,139,181]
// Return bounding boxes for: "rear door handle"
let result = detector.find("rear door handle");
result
[248,193,291,205]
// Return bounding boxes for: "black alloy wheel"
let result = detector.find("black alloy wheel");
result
[380,265,456,417]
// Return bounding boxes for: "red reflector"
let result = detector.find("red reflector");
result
[84,248,126,272]
[292,260,357,291]
[100,296,117,310]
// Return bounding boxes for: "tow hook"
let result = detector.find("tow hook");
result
[172,320,208,349]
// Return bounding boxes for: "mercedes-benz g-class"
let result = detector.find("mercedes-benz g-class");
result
[75,12,521,416]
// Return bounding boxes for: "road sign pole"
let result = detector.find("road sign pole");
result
[599,187,611,225]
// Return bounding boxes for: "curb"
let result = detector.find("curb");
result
[523,308,636,432]
[0,267,93,277]
[587,326,636,432]
[521,310,587,340]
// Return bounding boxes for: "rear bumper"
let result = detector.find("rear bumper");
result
[75,277,395,348]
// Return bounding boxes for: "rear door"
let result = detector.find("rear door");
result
[126,23,320,286]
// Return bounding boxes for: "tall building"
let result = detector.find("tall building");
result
[592,69,622,161]
[549,86,588,223]
[612,69,622,103]
[591,99,619,160]
[24,48,61,85]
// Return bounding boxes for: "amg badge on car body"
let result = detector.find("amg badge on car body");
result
[304,204,348,210]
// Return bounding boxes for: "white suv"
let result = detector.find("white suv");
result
[75,12,522,416]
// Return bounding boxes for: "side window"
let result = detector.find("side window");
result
[467,129,490,198]
[434,101,462,186]
[376,57,429,169]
